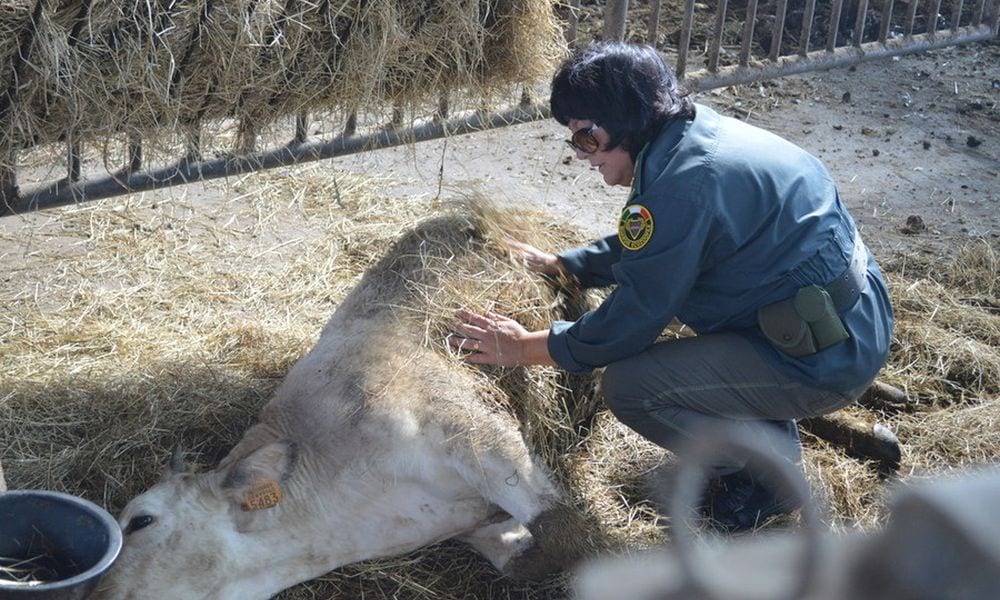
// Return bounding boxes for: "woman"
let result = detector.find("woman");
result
[451,42,894,531]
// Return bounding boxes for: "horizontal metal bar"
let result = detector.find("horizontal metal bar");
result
[684,24,995,92]
[15,104,550,214]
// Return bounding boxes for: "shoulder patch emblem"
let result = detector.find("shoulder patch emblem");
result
[618,204,654,251]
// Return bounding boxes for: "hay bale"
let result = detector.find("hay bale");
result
[0,0,565,171]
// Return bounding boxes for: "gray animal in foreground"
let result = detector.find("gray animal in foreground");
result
[573,466,1000,600]
[94,208,599,599]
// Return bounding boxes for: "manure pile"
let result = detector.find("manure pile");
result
[1,167,998,598]
[0,0,564,179]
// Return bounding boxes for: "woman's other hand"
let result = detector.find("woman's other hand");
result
[506,239,565,276]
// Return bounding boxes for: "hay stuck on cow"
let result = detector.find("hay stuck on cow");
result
[1,165,999,597]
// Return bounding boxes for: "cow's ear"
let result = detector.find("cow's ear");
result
[221,441,298,512]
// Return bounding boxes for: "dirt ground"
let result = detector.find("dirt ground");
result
[329,40,999,262]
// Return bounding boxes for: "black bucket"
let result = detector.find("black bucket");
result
[0,490,122,599]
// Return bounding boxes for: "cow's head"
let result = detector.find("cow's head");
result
[94,441,302,600]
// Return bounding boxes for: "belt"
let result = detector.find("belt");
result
[824,233,867,313]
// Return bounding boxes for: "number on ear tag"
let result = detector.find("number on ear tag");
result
[241,478,283,511]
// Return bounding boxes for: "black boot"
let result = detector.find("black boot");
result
[702,467,802,533]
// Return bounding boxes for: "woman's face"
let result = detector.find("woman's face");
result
[566,119,635,188]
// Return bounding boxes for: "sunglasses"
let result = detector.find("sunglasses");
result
[565,123,601,153]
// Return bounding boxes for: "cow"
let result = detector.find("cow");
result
[93,202,602,599]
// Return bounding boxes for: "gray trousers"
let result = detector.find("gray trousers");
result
[602,332,870,477]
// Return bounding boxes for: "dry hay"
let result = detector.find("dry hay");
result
[802,241,1000,531]
[2,167,1000,597]
[0,0,564,174]
[0,168,637,598]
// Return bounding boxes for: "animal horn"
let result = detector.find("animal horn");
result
[169,445,188,474]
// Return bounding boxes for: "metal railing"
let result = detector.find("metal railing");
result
[3,0,996,215]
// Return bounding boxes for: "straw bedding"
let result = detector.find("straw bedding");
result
[0,0,564,171]
[1,167,998,597]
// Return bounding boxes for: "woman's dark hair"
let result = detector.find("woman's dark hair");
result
[550,42,694,159]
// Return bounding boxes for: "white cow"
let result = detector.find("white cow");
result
[94,206,599,599]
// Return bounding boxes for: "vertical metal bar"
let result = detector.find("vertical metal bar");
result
[972,0,987,25]
[293,113,308,145]
[67,142,81,182]
[566,0,581,46]
[519,87,532,108]
[770,0,788,60]
[1,164,18,213]
[344,111,357,137]
[740,0,760,65]
[185,123,202,162]
[903,0,919,36]
[128,133,142,172]
[879,0,895,42]
[928,0,943,35]
[436,93,450,121]
[676,0,697,78]
[949,0,965,29]
[238,121,258,155]
[603,0,630,41]
[648,0,664,44]
[799,0,817,55]
[0,0,46,152]
[827,0,845,50]
[853,0,870,45]
[708,0,730,72]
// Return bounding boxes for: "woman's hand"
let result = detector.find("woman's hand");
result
[449,309,555,367]
[506,239,565,276]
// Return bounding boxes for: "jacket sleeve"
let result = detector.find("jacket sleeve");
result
[557,234,622,288]
[548,202,712,373]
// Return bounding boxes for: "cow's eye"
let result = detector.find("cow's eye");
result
[125,514,155,534]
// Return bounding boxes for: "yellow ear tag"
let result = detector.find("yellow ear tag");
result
[241,478,283,511]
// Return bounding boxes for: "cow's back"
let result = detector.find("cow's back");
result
[242,201,599,479]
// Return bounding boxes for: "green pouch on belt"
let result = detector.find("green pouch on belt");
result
[757,298,817,357]
[794,285,850,349]
[757,285,850,357]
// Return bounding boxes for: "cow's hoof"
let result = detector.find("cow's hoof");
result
[502,542,563,581]
[502,503,607,580]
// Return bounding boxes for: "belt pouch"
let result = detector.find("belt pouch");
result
[794,285,850,349]
[757,298,817,358]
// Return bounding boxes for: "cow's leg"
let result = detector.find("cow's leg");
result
[455,517,532,572]
[447,419,561,523]
[446,417,600,580]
